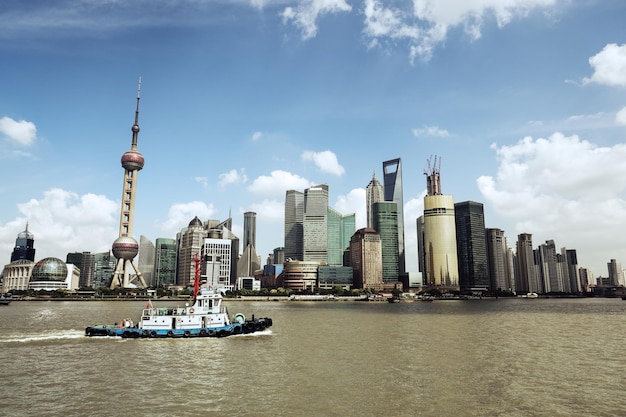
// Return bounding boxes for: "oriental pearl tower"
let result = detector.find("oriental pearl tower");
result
[110,79,148,289]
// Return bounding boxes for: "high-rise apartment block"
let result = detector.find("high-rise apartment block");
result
[486,228,511,292]
[515,233,538,294]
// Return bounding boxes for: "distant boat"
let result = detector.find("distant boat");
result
[522,292,539,299]
[0,293,12,306]
[387,297,401,303]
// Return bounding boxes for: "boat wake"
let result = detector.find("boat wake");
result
[1,329,85,344]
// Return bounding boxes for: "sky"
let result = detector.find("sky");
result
[1,0,625,279]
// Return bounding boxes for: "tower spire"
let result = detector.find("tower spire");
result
[131,77,141,149]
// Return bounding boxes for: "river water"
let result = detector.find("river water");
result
[1,297,625,417]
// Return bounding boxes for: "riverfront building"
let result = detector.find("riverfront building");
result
[454,201,489,292]
[349,228,383,291]
[202,238,233,290]
[382,158,406,276]
[486,228,513,292]
[515,233,538,294]
[178,216,206,287]
[66,252,96,288]
[282,259,318,291]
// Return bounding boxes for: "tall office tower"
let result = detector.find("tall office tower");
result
[486,228,509,292]
[154,238,177,287]
[607,259,623,286]
[110,80,147,289]
[515,233,538,294]
[538,240,562,293]
[366,171,384,229]
[178,216,206,287]
[382,159,406,276]
[372,201,399,284]
[303,184,329,263]
[273,247,285,265]
[93,251,116,288]
[243,211,257,249]
[327,208,355,266]
[565,249,581,293]
[422,157,459,291]
[349,228,383,290]
[556,248,571,293]
[138,236,155,287]
[66,252,95,288]
[284,190,304,261]
[416,215,426,285]
[455,201,489,292]
[11,223,35,262]
[202,237,232,289]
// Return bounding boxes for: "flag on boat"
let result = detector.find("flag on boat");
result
[146,299,153,308]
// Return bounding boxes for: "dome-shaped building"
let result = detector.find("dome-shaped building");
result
[28,257,79,291]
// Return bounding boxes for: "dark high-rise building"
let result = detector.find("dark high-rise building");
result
[454,201,489,292]
[11,223,35,262]
[373,201,399,283]
[93,251,116,288]
[243,211,256,249]
[154,238,177,287]
[382,158,406,276]
[66,251,95,288]
[284,190,304,261]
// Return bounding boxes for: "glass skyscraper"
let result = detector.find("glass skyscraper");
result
[303,184,329,263]
[154,238,177,287]
[372,201,399,283]
[382,159,406,276]
[327,207,355,266]
[284,190,304,261]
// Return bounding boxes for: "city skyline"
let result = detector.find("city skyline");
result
[1,1,626,277]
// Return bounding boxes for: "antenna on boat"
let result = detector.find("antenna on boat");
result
[192,253,201,304]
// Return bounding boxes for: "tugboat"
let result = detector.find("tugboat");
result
[85,257,272,339]
[0,293,12,306]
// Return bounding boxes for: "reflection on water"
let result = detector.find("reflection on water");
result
[1,298,625,417]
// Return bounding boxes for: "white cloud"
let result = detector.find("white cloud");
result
[582,43,626,87]
[0,188,118,260]
[616,107,626,126]
[159,201,216,235]
[282,0,352,40]
[412,125,450,138]
[248,170,314,195]
[195,176,209,188]
[363,0,557,62]
[249,199,285,223]
[477,132,626,273]
[0,116,37,146]
[301,150,345,176]
[218,169,248,187]
[251,131,263,141]
[334,188,366,228]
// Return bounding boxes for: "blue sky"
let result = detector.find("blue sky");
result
[1,0,625,278]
